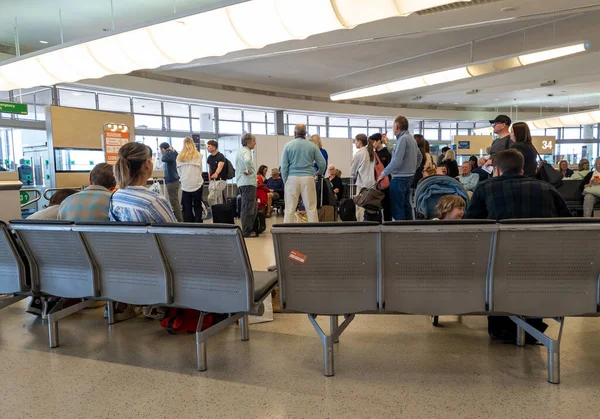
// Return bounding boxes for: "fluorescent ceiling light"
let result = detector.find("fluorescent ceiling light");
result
[39,40,48,44]
[0,0,469,91]
[331,42,588,101]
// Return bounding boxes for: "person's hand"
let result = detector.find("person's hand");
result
[269,189,274,192]
[243,170,249,175]
[333,188,340,193]
[382,133,389,145]
[376,174,384,183]
[585,183,592,188]
[210,173,218,179]
[591,178,600,185]
[169,146,173,151]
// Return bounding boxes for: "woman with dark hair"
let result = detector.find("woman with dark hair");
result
[412,134,427,187]
[27,189,78,220]
[469,155,478,169]
[509,122,538,177]
[369,133,392,221]
[256,165,274,217]
[350,134,376,221]
[423,140,435,171]
[442,150,459,178]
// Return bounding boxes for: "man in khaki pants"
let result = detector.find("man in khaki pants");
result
[280,124,326,223]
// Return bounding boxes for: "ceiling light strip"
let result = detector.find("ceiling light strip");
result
[0,0,469,91]
[330,41,588,101]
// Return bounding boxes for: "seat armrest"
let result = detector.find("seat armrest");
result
[267,265,277,272]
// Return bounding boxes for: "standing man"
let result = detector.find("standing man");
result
[235,133,258,237]
[206,140,227,206]
[377,116,421,221]
[488,115,512,156]
[458,161,479,197]
[159,142,183,222]
[280,124,326,223]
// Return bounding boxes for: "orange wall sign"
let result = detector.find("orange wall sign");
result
[103,123,130,165]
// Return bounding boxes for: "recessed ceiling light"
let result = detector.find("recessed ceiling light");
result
[39,40,48,44]
[494,98,500,101]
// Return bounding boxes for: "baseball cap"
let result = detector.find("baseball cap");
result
[489,115,511,126]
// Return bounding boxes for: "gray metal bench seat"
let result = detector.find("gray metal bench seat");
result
[272,219,600,383]
[5,220,277,372]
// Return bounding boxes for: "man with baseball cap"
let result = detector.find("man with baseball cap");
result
[488,114,512,156]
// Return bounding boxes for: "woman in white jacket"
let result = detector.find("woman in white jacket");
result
[350,134,376,221]
[177,137,204,223]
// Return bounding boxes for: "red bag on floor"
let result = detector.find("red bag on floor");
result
[160,309,213,334]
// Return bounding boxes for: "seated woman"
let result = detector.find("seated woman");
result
[580,157,600,217]
[571,159,590,180]
[257,165,274,217]
[328,165,344,202]
[27,189,77,220]
[558,160,574,178]
[111,142,177,223]
[442,150,459,178]
[433,195,466,220]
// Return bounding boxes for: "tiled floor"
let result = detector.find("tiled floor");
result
[1,215,600,418]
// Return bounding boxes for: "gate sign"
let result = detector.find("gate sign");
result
[532,136,555,155]
[103,123,130,165]
[19,191,30,205]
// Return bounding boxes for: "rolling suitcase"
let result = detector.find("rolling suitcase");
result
[211,200,235,224]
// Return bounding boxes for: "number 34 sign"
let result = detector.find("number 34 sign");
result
[532,136,555,154]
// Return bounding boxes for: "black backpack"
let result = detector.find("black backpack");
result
[224,158,235,180]
[254,210,267,234]
[338,198,357,221]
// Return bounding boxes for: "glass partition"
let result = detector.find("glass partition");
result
[55,149,105,172]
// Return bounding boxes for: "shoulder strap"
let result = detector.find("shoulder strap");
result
[109,192,121,222]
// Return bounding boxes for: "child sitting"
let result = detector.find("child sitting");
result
[433,195,466,220]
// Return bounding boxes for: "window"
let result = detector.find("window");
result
[163,102,189,117]
[169,117,191,132]
[351,128,366,138]
[350,118,367,126]
[369,119,386,128]
[440,130,453,141]
[266,112,275,123]
[329,117,348,126]
[220,108,242,120]
[134,114,163,130]
[562,127,581,140]
[244,110,265,122]
[219,121,243,134]
[171,137,185,151]
[309,115,326,125]
[133,98,161,115]
[329,127,350,138]
[247,122,266,135]
[368,128,382,136]
[99,94,131,113]
[546,128,559,138]
[267,124,276,135]
[59,89,96,109]
[191,105,215,133]
[424,129,439,141]
[457,129,470,136]
[287,113,307,124]
[54,149,105,171]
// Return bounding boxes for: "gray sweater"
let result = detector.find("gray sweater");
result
[381,131,422,178]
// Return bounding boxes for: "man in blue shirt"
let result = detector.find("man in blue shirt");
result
[377,116,421,220]
[160,142,183,222]
[280,124,326,223]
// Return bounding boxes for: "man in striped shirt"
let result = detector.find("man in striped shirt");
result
[58,163,116,222]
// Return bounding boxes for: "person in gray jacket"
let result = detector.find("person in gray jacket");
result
[377,115,421,220]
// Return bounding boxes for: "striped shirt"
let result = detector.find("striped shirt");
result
[110,186,177,223]
[58,185,112,222]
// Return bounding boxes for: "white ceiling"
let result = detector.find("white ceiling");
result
[3,0,600,112]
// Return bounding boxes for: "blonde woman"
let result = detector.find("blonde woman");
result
[310,134,329,170]
[442,149,459,178]
[177,137,204,223]
[434,195,466,220]
[111,142,177,224]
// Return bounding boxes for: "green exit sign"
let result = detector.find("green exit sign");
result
[0,101,28,115]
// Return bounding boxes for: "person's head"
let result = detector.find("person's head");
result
[355,133,374,161]
[510,122,532,144]
[492,149,524,177]
[478,157,487,167]
[559,160,569,172]
[258,165,268,178]
[414,134,427,160]
[579,159,590,171]
[424,139,431,153]
[241,133,257,150]
[393,115,409,137]
[271,168,280,179]
[368,133,383,150]
[294,124,307,138]
[328,165,337,177]
[89,163,117,190]
[177,137,200,163]
[207,140,218,154]
[444,150,455,161]
[159,142,170,152]
[335,169,342,177]
[594,157,600,172]
[461,161,472,175]
[114,142,154,188]
[437,164,448,176]
[441,146,450,156]
[469,155,478,168]
[435,195,466,220]
[489,115,511,136]
[309,134,323,149]
[49,188,78,206]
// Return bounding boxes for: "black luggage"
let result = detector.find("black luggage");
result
[338,198,357,221]
[212,200,235,224]
[315,175,337,208]
[254,210,267,234]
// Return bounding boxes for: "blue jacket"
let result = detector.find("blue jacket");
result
[266,177,284,198]
[161,149,180,184]
[281,137,327,183]
[381,131,422,178]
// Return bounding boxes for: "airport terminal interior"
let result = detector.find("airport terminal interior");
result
[2,0,600,417]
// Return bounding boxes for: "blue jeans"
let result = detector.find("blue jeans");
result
[390,176,414,221]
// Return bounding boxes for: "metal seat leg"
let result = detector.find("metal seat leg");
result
[240,314,249,341]
[195,312,244,372]
[516,317,526,347]
[308,314,355,377]
[330,316,339,343]
[46,298,97,348]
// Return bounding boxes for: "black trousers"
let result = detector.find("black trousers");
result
[181,186,204,223]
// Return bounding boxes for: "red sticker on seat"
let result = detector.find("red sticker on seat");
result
[288,250,307,264]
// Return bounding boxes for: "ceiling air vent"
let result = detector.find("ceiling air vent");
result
[416,0,503,16]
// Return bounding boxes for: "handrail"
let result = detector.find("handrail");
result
[42,186,84,201]
[20,189,42,209]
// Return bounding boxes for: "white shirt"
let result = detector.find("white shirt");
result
[350,147,376,190]
[177,156,203,192]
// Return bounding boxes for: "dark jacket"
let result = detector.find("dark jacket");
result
[443,159,459,178]
[465,172,572,221]
[161,149,180,184]
[472,167,490,182]
[561,168,574,178]
[265,177,284,198]
[329,175,344,201]
[510,142,538,177]
[579,171,596,192]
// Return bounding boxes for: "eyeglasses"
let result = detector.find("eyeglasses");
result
[492,122,505,126]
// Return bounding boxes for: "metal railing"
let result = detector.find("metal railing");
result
[20,189,42,209]
[42,186,84,201]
